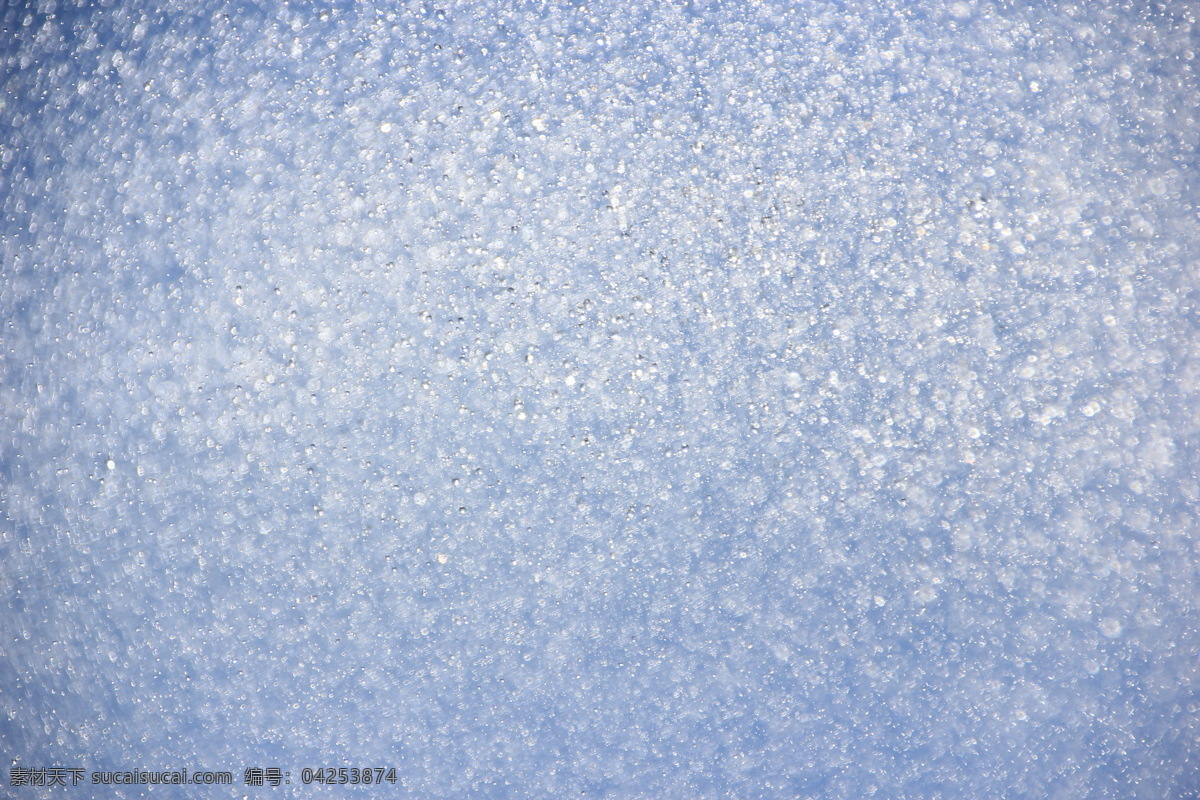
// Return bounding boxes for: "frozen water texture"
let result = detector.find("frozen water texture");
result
[2,1,1199,797]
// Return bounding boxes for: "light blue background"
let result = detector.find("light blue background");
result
[3,1,1198,797]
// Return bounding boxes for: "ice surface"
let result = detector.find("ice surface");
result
[2,1,1199,797]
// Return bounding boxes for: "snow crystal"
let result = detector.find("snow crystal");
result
[2,1,1199,798]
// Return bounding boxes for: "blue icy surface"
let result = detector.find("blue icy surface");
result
[2,1,1199,797]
